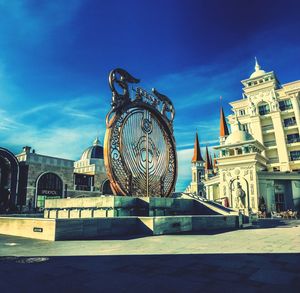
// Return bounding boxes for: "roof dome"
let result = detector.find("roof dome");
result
[250,57,266,78]
[80,137,104,160]
[225,130,254,146]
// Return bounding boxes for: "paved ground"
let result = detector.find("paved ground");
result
[0,219,300,292]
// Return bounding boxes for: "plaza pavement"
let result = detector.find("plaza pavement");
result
[0,219,300,292]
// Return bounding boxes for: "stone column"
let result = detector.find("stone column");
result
[271,112,290,171]
[249,115,265,156]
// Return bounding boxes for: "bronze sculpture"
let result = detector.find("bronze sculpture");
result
[104,68,177,197]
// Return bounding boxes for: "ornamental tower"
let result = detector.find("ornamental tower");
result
[190,132,205,196]
[220,106,229,145]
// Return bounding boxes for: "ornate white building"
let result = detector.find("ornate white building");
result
[187,59,300,215]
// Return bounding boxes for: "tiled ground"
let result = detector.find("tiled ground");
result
[0,219,300,292]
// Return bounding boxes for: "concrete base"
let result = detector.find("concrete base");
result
[0,197,240,241]
[44,196,220,219]
[0,215,239,241]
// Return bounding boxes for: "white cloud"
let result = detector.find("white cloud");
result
[0,94,108,160]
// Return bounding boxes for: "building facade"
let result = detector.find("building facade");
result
[74,137,111,194]
[187,59,300,214]
[0,137,112,211]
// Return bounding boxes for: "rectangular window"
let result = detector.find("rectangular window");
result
[287,133,300,144]
[284,117,296,127]
[241,123,249,132]
[290,150,300,161]
[258,104,270,115]
[239,109,246,116]
[275,193,285,212]
[279,99,293,111]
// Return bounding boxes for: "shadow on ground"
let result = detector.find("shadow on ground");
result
[0,253,299,292]
[251,219,300,229]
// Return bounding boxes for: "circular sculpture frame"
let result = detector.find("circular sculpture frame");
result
[104,68,177,197]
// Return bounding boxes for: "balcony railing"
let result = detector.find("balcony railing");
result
[284,121,297,127]
[262,124,274,131]
[290,157,300,162]
[259,109,271,116]
[287,137,300,144]
[290,154,300,161]
[269,157,279,163]
[264,140,276,147]
[279,104,293,111]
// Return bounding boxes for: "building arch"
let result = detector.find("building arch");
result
[257,101,271,116]
[0,147,19,210]
[101,179,113,195]
[35,171,64,208]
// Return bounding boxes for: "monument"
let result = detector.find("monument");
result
[104,68,177,197]
[0,69,240,241]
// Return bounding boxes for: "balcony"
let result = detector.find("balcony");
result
[287,137,300,144]
[269,157,279,164]
[290,153,300,162]
[264,140,276,147]
[284,122,297,128]
[259,109,271,116]
[262,124,274,132]
[283,119,297,127]
[279,104,293,111]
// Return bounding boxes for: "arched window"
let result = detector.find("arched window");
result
[0,148,19,210]
[258,103,270,116]
[36,172,63,208]
[198,171,202,180]
[101,179,113,195]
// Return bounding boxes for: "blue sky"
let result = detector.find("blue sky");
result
[0,0,300,191]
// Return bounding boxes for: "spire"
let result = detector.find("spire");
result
[250,57,266,78]
[205,146,212,171]
[192,132,204,162]
[220,107,229,137]
[254,56,260,71]
[209,153,213,169]
[93,137,101,146]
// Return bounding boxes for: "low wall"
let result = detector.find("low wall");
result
[55,217,139,240]
[0,215,239,241]
[0,217,56,241]
[140,215,238,236]
[44,196,148,218]
[192,215,238,231]
[44,196,221,219]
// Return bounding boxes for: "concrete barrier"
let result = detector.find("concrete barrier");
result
[44,196,222,219]
[0,217,56,241]
[0,214,239,241]
[192,215,238,231]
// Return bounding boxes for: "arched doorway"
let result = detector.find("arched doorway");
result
[101,179,113,195]
[35,172,63,208]
[0,148,19,211]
